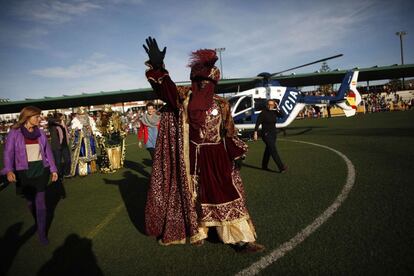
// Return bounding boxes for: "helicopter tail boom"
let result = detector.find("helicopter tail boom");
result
[335,71,361,117]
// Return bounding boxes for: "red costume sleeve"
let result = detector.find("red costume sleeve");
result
[138,124,149,144]
[216,96,248,160]
[225,136,247,161]
[137,124,143,140]
[145,63,179,110]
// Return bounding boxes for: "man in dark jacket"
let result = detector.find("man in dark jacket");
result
[253,99,287,173]
[48,113,72,179]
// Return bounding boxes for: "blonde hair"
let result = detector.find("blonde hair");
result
[13,106,42,129]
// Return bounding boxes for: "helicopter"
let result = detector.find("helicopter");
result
[225,54,362,131]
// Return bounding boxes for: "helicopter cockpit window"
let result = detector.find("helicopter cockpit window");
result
[235,96,252,113]
[228,96,241,111]
[254,99,267,111]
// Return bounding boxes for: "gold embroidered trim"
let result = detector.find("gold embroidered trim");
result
[181,92,194,202]
[145,60,169,84]
[147,74,168,84]
[200,215,251,227]
[208,67,220,81]
[190,231,208,244]
[158,238,186,246]
[200,197,243,207]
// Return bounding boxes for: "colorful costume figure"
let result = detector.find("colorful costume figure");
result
[69,107,98,176]
[143,38,263,251]
[96,105,126,173]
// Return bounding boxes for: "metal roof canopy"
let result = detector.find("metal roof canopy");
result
[1,63,413,114]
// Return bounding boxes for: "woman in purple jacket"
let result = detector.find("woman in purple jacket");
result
[2,106,58,245]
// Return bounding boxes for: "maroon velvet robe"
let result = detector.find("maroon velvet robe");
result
[144,66,255,244]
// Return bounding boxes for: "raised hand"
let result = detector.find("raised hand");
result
[143,36,167,69]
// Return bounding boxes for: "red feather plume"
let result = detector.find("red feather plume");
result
[188,49,218,68]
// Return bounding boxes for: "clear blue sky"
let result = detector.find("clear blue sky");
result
[0,0,413,100]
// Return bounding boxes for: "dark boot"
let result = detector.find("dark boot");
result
[35,192,49,245]
[36,208,49,245]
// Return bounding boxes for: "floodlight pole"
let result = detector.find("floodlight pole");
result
[215,48,226,79]
[396,31,407,89]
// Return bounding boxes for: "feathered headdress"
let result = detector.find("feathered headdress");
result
[188,49,218,68]
[188,49,220,82]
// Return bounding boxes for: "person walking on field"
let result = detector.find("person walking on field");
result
[138,102,160,160]
[253,99,288,173]
[48,113,71,179]
[2,106,58,245]
[48,113,71,199]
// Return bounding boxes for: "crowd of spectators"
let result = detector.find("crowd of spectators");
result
[296,87,414,118]
[0,107,153,144]
[1,91,413,143]
[363,91,413,113]
[0,120,16,144]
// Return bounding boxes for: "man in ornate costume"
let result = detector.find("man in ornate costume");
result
[69,107,99,176]
[96,105,126,173]
[143,37,264,252]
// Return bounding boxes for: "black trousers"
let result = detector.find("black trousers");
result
[52,145,70,198]
[261,131,284,170]
[147,148,155,160]
[52,145,71,176]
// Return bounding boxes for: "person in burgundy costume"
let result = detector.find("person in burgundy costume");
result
[143,37,264,253]
[2,106,58,245]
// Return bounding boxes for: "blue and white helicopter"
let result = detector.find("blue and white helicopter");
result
[224,54,362,130]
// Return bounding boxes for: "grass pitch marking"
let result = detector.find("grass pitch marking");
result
[237,139,356,276]
[85,141,141,239]
[86,203,124,239]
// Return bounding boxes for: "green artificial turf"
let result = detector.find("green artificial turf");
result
[1,110,413,275]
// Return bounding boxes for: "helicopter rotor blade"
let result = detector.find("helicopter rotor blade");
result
[257,54,343,79]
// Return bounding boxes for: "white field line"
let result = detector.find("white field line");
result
[86,140,138,239]
[236,139,356,276]
[86,203,124,239]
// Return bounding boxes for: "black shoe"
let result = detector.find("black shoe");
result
[262,167,270,171]
[235,242,265,253]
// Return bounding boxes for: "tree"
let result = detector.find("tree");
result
[320,61,331,73]
[318,62,332,95]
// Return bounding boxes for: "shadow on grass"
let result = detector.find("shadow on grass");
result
[142,158,153,167]
[0,174,8,192]
[0,222,36,275]
[46,180,65,236]
[241,127,320,140]
[205,228,222,244]
[37,233,103,276]
[123,159,151,178]
[242,163,278,173]
[285,127,317,136]
[104,160,150,235]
